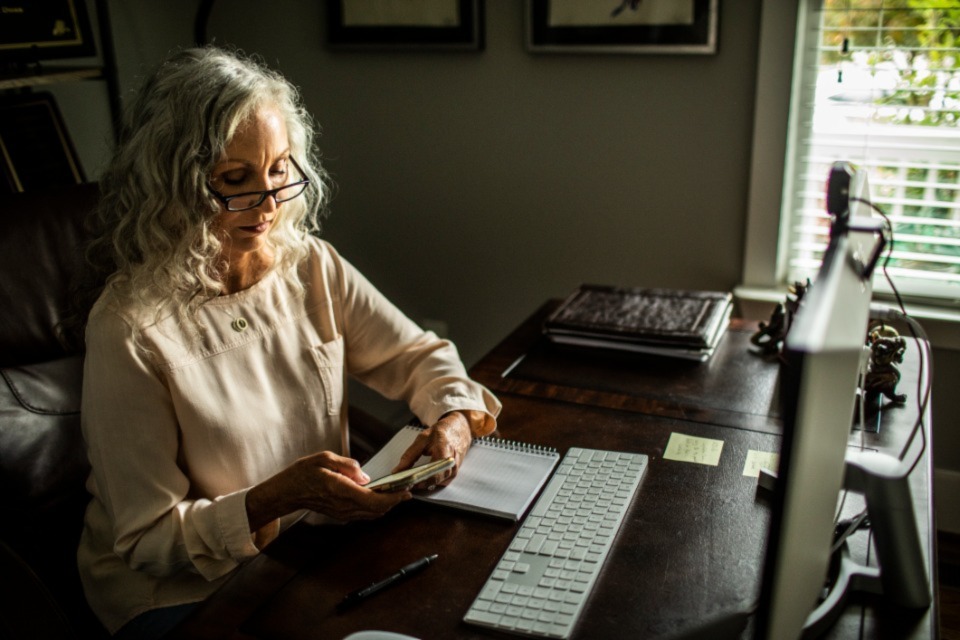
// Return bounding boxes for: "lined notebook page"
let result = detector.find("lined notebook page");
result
[362,425,560,521]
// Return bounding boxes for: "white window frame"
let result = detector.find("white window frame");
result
[737,0,960,350]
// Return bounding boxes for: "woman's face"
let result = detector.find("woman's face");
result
[209,105,292,262]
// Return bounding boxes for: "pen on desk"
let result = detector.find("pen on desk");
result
[501,353,526,378]
[336,554,438,612]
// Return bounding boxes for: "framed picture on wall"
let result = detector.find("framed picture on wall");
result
[526,0,718,54]
[0,0,96,63]
[326,0,484,51]
[0,92,85,193]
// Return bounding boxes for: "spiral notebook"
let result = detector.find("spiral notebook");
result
[362,425,560,521]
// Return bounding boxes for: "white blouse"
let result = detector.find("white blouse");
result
[77,237,501,633]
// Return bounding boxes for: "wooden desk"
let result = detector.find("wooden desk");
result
[174,302,936,640]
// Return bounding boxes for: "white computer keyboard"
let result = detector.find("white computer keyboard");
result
[463,447,648,639]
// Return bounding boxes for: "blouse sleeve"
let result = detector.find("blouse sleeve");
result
[81,307,260,581]
[323,244,501,436]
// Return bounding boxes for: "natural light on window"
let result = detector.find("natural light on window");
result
[782,0,960,304]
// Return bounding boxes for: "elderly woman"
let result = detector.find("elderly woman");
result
[76,46,500,638]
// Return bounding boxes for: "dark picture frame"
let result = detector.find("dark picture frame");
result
[0,92,85,193]
[326,0,484,51]
[0,0,97,63]
[527,0,718,55]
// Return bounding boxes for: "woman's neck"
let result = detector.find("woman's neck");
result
[220,248,274,295]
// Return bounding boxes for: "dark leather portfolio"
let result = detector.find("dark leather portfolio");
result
[542,284,733,359]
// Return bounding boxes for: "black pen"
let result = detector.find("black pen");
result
[336,554,438,612]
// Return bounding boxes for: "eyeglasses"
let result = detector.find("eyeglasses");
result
[208,157,310,212]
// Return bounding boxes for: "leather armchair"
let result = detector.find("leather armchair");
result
[0,182,107,638]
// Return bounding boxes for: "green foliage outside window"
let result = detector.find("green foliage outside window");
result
[822,0,960,127]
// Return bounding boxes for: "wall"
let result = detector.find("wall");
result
[60,1,958,528]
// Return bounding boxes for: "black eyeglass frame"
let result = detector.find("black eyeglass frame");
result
[207,157,310,212]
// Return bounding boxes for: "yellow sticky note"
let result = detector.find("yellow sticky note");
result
[663,432,724,466]
[743,450,780,478]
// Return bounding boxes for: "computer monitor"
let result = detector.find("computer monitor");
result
[753,162,930,639]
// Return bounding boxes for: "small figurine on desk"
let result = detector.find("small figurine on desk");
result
[749,280,811,356]
[863,324,908,405]
[750,302,787,355]
[784,279,809,323]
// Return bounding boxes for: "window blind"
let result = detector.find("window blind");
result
[783,0,960,303]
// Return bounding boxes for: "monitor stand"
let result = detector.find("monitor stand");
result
[802,449,931,638]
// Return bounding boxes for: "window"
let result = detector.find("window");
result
[784,0,960,303]
[741,0,960,315]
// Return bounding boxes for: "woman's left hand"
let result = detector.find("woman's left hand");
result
[393,411,472,488]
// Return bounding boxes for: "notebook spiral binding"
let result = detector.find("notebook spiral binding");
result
[475,436,558,457]
[403,424,558,457]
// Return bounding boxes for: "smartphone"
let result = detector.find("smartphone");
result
[365,457,455,493]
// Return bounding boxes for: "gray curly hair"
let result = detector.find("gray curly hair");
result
[83,45,329,339]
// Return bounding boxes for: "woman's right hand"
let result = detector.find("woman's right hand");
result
[246,451,411,532]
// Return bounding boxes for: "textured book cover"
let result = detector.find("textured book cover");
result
[543,284,733,350]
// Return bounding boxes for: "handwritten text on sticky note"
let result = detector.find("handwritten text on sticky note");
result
[743,450,780,478]
[663,432,724,466]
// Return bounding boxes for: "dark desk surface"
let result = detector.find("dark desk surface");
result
[175,302,936,640]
